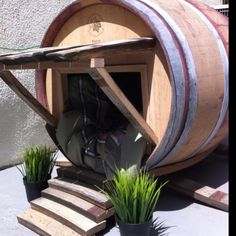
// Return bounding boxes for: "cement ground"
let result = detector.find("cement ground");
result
[0,153,228,236]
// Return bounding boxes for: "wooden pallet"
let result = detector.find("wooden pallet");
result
[163,144,229,212]
[17,177,114,236]
[167,176,228,212]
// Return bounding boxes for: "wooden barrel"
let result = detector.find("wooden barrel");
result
[35,0,228,175]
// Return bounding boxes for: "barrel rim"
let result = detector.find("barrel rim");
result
[155,0,229,167]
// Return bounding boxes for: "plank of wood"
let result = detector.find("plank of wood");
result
[60,168,100,186]
[0,71,57,127]
[17,208,81,236]
[167,176,228,212]
[0,60,90,71]
[88,58,158,144]
[50,70,66,118]
[47,37,155,61]
[0,43,90,59]
[42,188,114,223]
[48,178,112,209]
[31,197,106,236]
[0,38,155,66]
[57,166,106,186]
[55,157,73,167]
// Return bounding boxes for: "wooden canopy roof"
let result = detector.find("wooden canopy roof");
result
[0,37,159,145]
[0,37,155,71]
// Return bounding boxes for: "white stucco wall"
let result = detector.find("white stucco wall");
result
[0,0,75,167]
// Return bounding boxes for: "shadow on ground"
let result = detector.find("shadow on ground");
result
[155,152,228,211]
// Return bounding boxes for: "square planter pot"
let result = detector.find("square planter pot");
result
[116,216,153,236]
[23,178,49,202]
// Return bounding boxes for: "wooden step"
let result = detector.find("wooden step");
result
[42,187,114,223]
[31,197,106,236]
[48,178,112,209]
[17,208,81,236]
[56,166,106,188]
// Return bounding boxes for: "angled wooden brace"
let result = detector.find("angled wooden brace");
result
[0,71,57,127]
[88,58,158,145]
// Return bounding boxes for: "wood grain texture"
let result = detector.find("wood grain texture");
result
[17,209,81,236]
[48,37,155,61]
[0,71,57,127]
[31,197,106,236]
[42,188,114,223]
[0,38,155,66]
[0,60,90,71]
[49,70,67,117]
[48,178,112,209]
[89,60,158,144]
[146,0,226,165]
[186,0,228,54]
[57,166,106,185]
[149,148,214,176]
[0,45,81,63]
[167,177,228,212]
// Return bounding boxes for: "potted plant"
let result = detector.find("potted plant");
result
[17,145,56,202]
[101,167,167,236]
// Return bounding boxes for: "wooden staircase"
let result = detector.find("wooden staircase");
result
[17,167,115,236]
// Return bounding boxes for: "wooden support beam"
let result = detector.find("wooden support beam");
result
[167,176,228,212]
[88,58,158,145]
[46,37,156,61]
[0,61,90,71]
[0,71,57,127]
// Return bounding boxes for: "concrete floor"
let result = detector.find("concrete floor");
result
[0,153,228,236]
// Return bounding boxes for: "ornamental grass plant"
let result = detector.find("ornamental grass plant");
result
[17,145,56,182]
[102,168,167,224]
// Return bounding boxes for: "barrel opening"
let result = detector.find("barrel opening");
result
[55,69,149,175]
[109,72,143,113]
[65,71,144,124]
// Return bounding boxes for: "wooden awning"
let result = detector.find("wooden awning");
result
[0,37,155,71]
[0,37,159,144]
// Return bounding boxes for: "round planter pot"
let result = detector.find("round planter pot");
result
[23,178,49,202]
[116,216,152,236]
